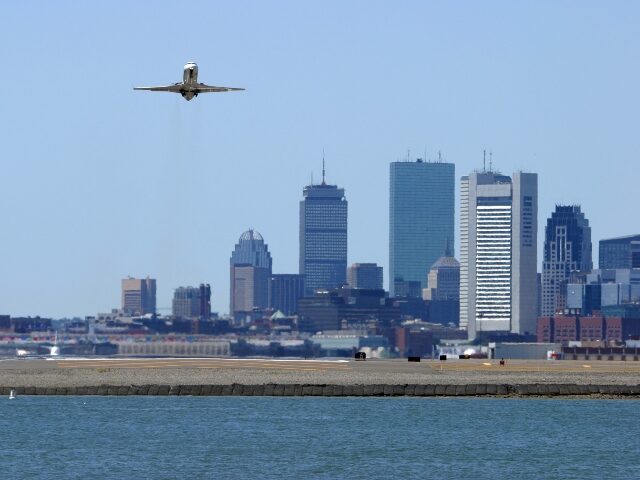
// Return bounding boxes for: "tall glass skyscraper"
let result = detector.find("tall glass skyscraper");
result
[389,159,455,297]
[541,206,592,316]
[299,175,348,296]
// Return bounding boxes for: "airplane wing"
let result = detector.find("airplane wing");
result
[133,83,184,92]
[195,83,245,93]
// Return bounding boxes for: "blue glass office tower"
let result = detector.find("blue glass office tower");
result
[389,159,455,297]
[541,206,592,316]
[299,177,348,296]
[599,234,640,269]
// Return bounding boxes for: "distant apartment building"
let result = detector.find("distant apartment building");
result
[269,274,305,316]
[599,234,640,269]
[389,159,455,297]
[347,263,383,290]
[299,170,348,295]
[230,229,272,320]
[541,206,592,316]
[460,171,538,339]
[172,284,211,319]
[537,307,640,344]
[121,277,156,315]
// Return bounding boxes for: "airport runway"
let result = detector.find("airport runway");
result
[1,357,640,388]
[55,357,352,372]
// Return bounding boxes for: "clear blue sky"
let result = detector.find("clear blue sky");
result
[1,1,638,318]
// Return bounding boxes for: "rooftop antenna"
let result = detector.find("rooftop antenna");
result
[322,149,326,185]
[438,150,442,162]
[407,149,410,161]
[483,149,486,172]
[311,171,314,186]
[489,151,493,172]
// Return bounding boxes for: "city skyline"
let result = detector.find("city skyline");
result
[2,2,639,317]
[3,160,639,318]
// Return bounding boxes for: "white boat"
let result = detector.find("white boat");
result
[9,389,16,399]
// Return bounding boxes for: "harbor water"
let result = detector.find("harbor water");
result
[1,397,638,479]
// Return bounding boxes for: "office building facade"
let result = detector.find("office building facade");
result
[567,269,640,315]
[541,206,592,316]
[460,171,537,339]
[389,159,455,297]
[121,277,156,315]
[299,175,348,295]
[232,265,271,319]
[269,274,305,316]
[422,243,460,301]
[422,245,460,326]
[347,263,383,290]
[230,229,272,318]
[172,284,211,319]
[599,234,640,269]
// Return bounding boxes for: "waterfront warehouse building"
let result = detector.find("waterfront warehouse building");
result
[299,174,348,296]
[541,206,592,316]
[121,277,156,316]
[389,159,454,297]
[599,234,640,269]
[460,171,538,339]
[230,229,272,319]
[347,263,383,290]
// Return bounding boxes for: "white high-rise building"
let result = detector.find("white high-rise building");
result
[459,171,537,339]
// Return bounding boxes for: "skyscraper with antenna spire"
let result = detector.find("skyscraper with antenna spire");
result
[459,169,538,339]
[299,159,348,295]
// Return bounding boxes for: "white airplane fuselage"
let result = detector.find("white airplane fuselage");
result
[181,62,199,100]
[134,62,243,100]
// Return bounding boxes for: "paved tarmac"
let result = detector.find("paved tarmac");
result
[1,357,639,387]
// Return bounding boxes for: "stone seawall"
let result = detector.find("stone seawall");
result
[2,384,640,397]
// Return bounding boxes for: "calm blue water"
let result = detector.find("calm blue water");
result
[1,397,638,479]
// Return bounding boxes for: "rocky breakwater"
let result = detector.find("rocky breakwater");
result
[2,383,640,397]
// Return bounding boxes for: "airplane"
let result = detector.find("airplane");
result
[15,332,61,359]
[134,62,244,101]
